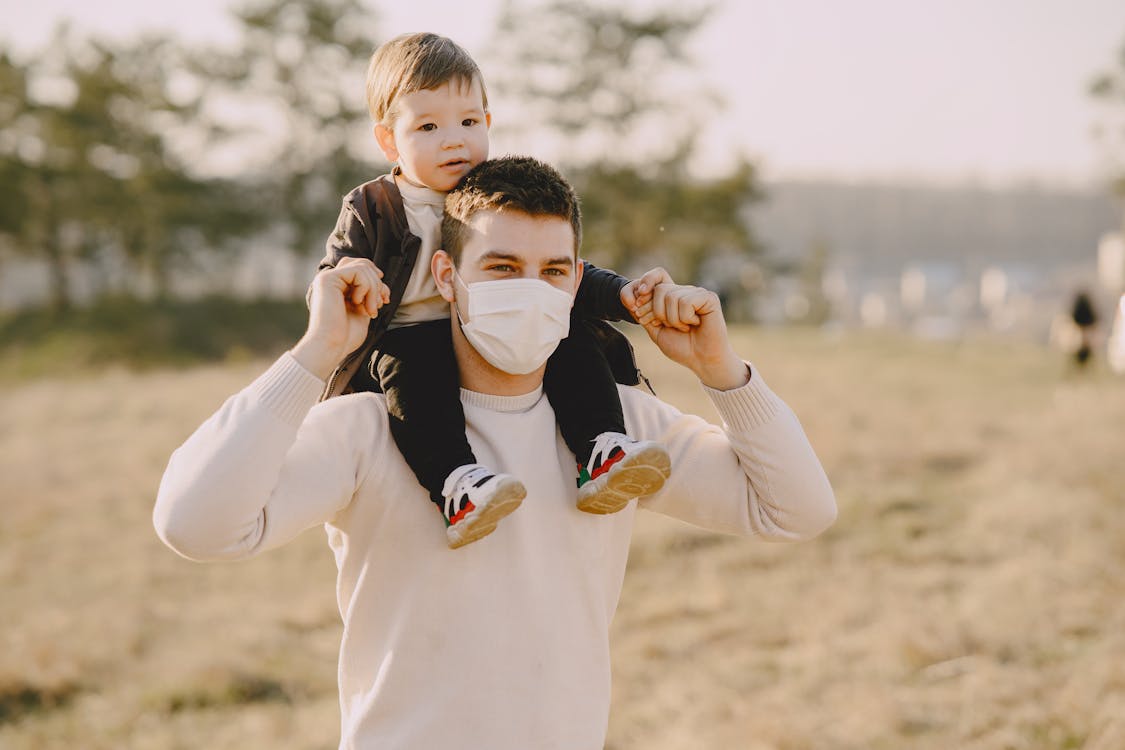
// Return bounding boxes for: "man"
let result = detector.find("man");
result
[154,156,836,749]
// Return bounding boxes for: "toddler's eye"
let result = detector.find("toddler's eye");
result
[419,123,437,132]
[462,118,478,127]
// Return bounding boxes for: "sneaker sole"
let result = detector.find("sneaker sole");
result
[447,478,527,549]
[576,445,672,515]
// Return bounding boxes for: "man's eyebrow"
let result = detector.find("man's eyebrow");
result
[543,256,575,268]
[478,251,522,263]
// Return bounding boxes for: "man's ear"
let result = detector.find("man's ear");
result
[374,122,398,163]
[432,250,456,302]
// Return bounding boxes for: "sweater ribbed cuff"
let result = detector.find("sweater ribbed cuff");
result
[250,352,327,428]
[702,362,783,432]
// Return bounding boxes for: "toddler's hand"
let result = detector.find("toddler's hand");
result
[343,260,391,317]
[621,266,674,322]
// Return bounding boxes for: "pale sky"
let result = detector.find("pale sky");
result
[7,0,1125,186]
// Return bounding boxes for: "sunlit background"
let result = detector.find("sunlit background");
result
[4,0,1125,345]
[3,2,1125,749]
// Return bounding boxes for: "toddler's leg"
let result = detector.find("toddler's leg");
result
[544,316,670,514]
[376,321,525,548]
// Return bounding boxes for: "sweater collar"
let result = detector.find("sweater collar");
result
[392,166,445,206]
[460,386,544,413]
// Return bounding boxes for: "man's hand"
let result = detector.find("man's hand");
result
[636,283,750,391]
[291,259,390,380]
[620,266,674,321]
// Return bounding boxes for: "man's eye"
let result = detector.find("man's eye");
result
[543,268,566,277]
[419,123,437,132]
[487,264,515,273]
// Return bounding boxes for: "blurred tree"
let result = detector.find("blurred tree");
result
[578,156,762,285]
[0,52,34,275]
[0,33,106,311]
[489,0,717,166]
[796,238,833,325]
[1090,38,1125,214]
[100,37,250,296]
[0,29,255,309]
[486,0,763,288]
[193,0,381,260]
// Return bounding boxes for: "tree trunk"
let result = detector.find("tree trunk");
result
[43,228,71,314]
[36,175,71,314]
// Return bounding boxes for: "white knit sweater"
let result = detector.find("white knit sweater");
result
[154,353,836,749]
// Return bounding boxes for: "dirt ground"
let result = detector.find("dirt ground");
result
[2,328,1123,749]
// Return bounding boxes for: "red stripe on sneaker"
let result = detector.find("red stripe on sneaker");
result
[590,449,626,480]
[449,500,477,525]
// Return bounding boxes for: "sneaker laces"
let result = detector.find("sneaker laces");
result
[442,463,494,519]
[586,432,631,472]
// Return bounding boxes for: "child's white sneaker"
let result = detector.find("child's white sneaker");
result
[575,432,671,514]
[442,464,526,549]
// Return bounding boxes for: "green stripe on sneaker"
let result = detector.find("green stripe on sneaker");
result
[576,466,592,488]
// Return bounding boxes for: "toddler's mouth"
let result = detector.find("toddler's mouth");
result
[440,158,469,169]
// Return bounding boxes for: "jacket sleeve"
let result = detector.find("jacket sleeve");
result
[152,354,381,561]
[307,196,376,307]
[574,260,633,323]
[627,366,837,541]
[320,197,376,271]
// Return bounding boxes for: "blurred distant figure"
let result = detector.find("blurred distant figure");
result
[1070,291,1098,369]
[1108,294,1125,375]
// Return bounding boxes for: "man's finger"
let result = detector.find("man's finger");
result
[651,283,668,326]
[678,293,702,328]
[679,303,701,329]
[634,297,657,326]
[337,257,384,278]
[663,288,685,330]
[635,266,673,296]
[640,314,663,340]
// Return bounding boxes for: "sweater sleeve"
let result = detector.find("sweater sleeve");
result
[153,353,380,561]
[574,260,633,322]
[630,366,837,541]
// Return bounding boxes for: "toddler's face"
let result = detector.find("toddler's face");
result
[377,78,490,193]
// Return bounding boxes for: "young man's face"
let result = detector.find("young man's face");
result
[448,208,581,294]
[433,207,584,381]
[375,78,491,193]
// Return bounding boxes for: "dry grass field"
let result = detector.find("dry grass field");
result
[2,327,1124,749]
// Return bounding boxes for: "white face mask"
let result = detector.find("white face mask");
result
[454,273,574,375]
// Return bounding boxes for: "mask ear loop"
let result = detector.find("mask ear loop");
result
[450,268,470,329]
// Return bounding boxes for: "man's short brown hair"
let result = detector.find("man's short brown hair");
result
[366,32,488,123]
[441,157,583,266]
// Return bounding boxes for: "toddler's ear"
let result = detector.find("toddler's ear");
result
[374,123,398,162]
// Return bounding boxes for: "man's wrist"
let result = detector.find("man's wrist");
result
[290,337,339,382]
[694,352,751,391]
